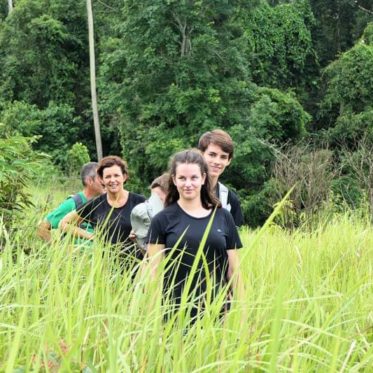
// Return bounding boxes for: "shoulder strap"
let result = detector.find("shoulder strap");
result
[70,193,84,210]
[218,182,230,210]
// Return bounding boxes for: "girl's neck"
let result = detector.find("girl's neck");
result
[107,189,128,207]
[177,198,210,218]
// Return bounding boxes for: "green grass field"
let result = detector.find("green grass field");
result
[0,186,372,372]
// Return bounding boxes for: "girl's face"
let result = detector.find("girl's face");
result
[173,163,206,202]
[101,165,127,194]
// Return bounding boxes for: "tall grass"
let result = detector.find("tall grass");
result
[0,188,372,371]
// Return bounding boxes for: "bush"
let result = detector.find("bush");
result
[0,126,47,230]
[66,142,90,176]
[0,100,81,168]
[271,143,337,228]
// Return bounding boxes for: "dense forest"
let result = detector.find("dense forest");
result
[1,0,372,226]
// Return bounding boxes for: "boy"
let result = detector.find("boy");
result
[198,129,243,226]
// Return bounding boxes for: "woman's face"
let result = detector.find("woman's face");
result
[101,165,127,194]
[173,163,206,202]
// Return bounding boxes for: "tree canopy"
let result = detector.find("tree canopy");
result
[0,0,372,225]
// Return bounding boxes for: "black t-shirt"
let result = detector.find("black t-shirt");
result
[216,185,244,227]
[147,203,242,303]
[78,192,145,252]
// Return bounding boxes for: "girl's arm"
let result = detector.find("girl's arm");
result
[147,243,165,279]
[226,249,244,299]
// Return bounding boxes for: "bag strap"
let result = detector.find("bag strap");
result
[70,193,84,210]
[218,182,231,211]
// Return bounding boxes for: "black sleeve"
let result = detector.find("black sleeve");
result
[146,212,166,244]
[133,193,146,204]
[228,190,244,227]
[77,197,98,222]
[224,209,243,249]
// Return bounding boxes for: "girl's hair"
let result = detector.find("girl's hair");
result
[165,149,221,209]
[97,156,129,179]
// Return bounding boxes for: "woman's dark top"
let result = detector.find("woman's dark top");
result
[78,192,145,258]
[147,203,242,307]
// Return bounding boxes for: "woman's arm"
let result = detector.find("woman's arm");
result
[59,211,94,240]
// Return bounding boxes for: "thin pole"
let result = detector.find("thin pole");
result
[87,0,103,160]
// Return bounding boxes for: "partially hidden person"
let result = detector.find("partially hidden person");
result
[59,156,146,267]
[146,149,243,322]
[130,173,169,252]
[37,162,104,243]
[198,129,244,227]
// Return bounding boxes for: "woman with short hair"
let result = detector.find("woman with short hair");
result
[60,155,145,263]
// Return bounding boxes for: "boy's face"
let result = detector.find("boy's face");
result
[202,143,231,180]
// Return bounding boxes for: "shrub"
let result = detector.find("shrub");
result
[271,143,337,228]
[66,142,90,177]
[0,126,47,230]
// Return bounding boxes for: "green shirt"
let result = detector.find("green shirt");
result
[45,192,94,245]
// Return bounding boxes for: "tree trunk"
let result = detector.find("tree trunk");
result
[87,0,103,160]
[8,0,13,14]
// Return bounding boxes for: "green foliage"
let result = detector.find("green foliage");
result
[309,0,371,66]
[331,175,365,209]
[247,1,317,90]
[0,128,47,229]
[222,89,309,224]
[100,0,257,178]
[248,87,309,143]
[0,100,80,167]
[323,44,373,114]
[326,109,373,147]
[0,1,78,107]
[100,0,311,225]
[240,179,278,227]
[0,0,102,164]
[66,143,90,176]
[320,23,373,145]
[0,0,370,225]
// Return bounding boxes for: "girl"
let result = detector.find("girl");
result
[147,149,243,320]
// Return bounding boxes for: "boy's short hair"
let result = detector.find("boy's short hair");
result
[150,173,170,193]
[197,129,234,159]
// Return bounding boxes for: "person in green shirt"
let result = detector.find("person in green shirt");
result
[37,162,104,242]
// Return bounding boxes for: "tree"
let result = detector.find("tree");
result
[0,125,47,230]
[0,0,106,162]
[0,101,80,168]
[99,0,311,224]
[8,0,13,14]
[87,0,103,160]
[319,22,373,145]
[309,0,372,66]
[246,1,317,91]
[99,0,258,184]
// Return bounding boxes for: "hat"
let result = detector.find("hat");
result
[130,192,164,249]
